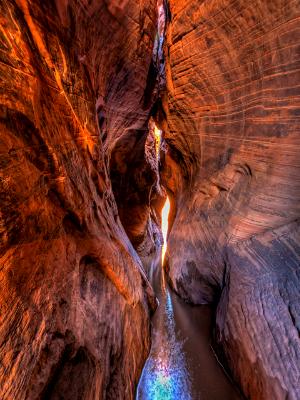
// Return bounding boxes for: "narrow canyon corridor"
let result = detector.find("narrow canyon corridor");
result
[137,197,242,399]
[0,0,300,399]
[136,252,242,400]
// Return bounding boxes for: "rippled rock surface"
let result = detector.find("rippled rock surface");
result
[0,1,157,398]
[160,1,300,399]
[1,0,300,399]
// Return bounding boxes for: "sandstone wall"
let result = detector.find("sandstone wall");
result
[161,0,300,398]
[0,1,157,398]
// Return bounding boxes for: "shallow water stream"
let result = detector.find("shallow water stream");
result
[136,255,241,400]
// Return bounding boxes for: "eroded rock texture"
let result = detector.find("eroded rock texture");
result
[110,0,167,269]
[161,0,300,399]
[110,121,164,265]
[0,0,157,398]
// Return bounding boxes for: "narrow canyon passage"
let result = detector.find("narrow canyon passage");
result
[136,256,242,400]
[136,201,242,400]
[0,0,299,399]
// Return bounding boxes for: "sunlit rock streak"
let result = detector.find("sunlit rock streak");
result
[161,196,170,264]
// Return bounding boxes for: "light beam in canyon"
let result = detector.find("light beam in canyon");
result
[154,125,162,159]
[161,196,170,263]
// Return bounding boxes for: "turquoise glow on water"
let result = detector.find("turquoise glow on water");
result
[137,291,192,400]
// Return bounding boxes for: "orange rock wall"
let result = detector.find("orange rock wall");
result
[162,0,300,398]
[0,1,157,398]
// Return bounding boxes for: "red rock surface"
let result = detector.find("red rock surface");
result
[110,120,164,262]
[160,0,300,399]
[0,0,157,398]
[1,0,300,398]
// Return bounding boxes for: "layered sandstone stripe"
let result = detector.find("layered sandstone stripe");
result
[162,0,300,399]
[0,1,157,398]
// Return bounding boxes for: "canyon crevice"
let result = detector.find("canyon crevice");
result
[0,0,299,399]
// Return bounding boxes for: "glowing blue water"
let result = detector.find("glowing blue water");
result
[136,254,241,400]
[137,291,192,400]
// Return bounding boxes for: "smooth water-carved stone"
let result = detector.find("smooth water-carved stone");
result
[0,0,157,398]
[162,0,300,398]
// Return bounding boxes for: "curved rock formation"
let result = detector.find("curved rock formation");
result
[110,0,167,268]
[0,0,157,398]
[161,0,300,399]
[110,120,164,264]
[1,0,300,398]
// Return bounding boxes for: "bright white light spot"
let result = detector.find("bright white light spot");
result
[154,125,162,158]
[161,196,170,264]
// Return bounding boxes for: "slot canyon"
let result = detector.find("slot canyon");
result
[0,0,299,399]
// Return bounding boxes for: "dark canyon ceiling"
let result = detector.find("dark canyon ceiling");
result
[0,0,299,399]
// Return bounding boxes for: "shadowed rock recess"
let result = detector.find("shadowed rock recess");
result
[0,1,299,400]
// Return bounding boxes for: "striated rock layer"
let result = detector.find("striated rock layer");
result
[0,0,158,398]
[161,0,300,399]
